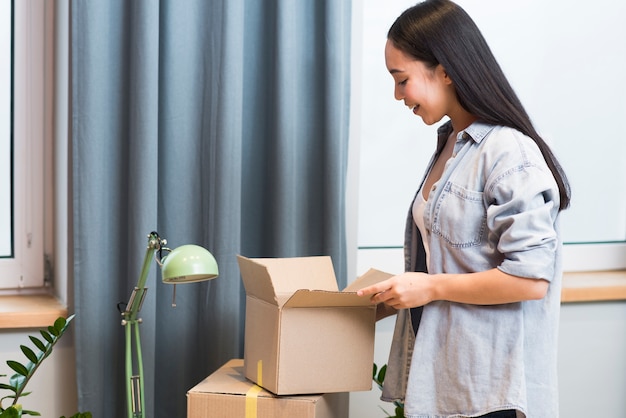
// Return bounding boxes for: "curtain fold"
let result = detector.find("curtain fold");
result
[72,0,351,416]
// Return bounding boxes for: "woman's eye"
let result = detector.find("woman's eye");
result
[398,79,408,86]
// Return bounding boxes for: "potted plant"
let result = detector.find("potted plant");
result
[373,363,405,418]
[0,315,90,418]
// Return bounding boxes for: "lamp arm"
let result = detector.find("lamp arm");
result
[122,232,164,322]
[121,232,165,418]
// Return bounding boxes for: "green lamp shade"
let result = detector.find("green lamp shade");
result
[161,244,219,284]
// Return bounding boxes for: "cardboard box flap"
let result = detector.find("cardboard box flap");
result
[343,268,394,293]
[237,255,278,304]
[190,360,270,397]
[283,289,371,308]
[238,255,339,305]
[281,269,393,308]
[190,359,321,401]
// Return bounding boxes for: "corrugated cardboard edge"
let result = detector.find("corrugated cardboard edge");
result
[283,289,372,308]
[343,268,394,292]
[238,255,394,308]
[189,359,323,400]
[283,268,394,308]
[243,297,280,393]
[237,255,280,305]
[237,255,339,300]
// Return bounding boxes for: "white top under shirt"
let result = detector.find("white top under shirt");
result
[412,187,430,272]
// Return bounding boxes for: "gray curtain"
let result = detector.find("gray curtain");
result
[71,0,351,417]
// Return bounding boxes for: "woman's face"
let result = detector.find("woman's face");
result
[384,39,455,126]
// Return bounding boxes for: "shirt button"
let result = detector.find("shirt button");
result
[431,185,436,191]
[462,132,470,140]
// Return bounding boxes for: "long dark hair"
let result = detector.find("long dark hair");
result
[389,0,571,210]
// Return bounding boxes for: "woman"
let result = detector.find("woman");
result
[357,1,571,417]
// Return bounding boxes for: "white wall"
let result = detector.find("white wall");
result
[354,0,626,248]
[558,302,626,416]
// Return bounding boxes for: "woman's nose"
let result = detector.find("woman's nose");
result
[394,86,403,101]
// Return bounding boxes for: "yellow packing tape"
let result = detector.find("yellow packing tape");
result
[245,385,262,418]
[245,360,263,418]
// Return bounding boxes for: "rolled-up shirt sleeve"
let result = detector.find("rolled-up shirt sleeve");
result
[487,162,560,281]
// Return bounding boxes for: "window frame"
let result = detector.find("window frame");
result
[0,0,49,291]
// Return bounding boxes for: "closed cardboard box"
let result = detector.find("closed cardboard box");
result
[237,255,391,395]
[187,359,349,418]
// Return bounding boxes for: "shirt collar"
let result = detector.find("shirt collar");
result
[436,120,496,151]
[461,121,495,144]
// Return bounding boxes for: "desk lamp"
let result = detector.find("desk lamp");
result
[120,231,218,418]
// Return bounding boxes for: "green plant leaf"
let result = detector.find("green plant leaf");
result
[27,337,46,353]
[21,410,41,416]
[9,374,26,391]
[0,406,19,418]
[39,330,53,344]
[19,347,38,365]
[0,383,16,391]
[0,406,21,418]
[377,364,387,384]
[6,362,28,378]
[394,404,404,417]
[54,316,67,331]
[47,325,60,337]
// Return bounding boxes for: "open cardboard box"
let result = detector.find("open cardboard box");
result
[237,255,392,395]
[187,359,348,418]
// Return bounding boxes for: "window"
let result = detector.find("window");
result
[0,0,47,290]
[353,0,626,272]
[0,0,11,258]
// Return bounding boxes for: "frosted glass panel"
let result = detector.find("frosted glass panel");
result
[0,0,12,257]
[356,0,626,247]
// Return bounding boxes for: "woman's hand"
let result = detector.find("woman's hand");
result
[357,272,434,310]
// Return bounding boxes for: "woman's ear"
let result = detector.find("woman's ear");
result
[437,64,453,85]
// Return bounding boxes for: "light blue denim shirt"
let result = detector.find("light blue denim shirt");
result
[381,121,562,418]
